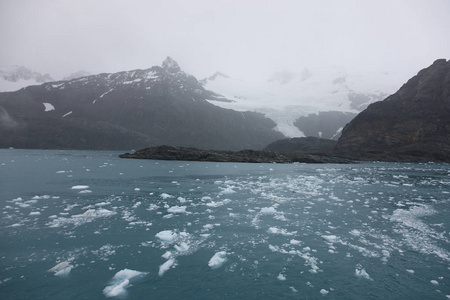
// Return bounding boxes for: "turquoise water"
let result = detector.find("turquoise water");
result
[1,149,449,299]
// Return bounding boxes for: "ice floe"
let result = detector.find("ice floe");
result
[47,261,73,276]
[47,209,116,227]
[103,269,147,297]
[208,251,227,269]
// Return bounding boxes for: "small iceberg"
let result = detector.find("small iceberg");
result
[208,251,227,269]
[47,261,73,276]
[103,269,147,297]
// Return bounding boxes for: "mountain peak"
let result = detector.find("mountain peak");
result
[162,57,181,73]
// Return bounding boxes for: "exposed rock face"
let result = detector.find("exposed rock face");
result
[0,57,283,150]
[119,145,353,164]
[293,111,357,140]
[263,137,336,153]
[334,59,450,162]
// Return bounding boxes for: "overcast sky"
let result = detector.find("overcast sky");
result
[1,0,449,81]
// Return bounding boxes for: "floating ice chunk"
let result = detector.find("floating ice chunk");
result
[277,273,286,280]
[147,204,159,211]
[406,269,414,274]
[349,229,361,236]
[208,251,227,269]
[158,258,176,276]
[134,188,140,191]
[160,193,174,199]
[430,280,439,285]
[322,235,338,243]
[355,265,372,280]
[103,269,147,297]
[290,239,301,245]
[71,185,89,190]
[174,242,190,253]
[219,187,236,194]
[156,230,178,243]
[55,265,72,276]
[29,211,41,216]
[79,190,92,194]
[260,207,277,214]
[48,261,73,276]
[267,227,297,236]
[167,206,187,214]
[320,289,329,295]
[47,209,116,227]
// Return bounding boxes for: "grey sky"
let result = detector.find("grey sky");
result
[1,0,449,80]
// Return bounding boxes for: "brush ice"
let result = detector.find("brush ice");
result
[208,251,227,269]
[48,261,73,276]
[260,207,277,214]
[47,209,116,227]
[103,269,147,297]
[167,206,187,214]
[355,265,372,280]
[156,230,178,243]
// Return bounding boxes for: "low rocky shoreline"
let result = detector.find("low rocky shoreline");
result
[119,145,354,164]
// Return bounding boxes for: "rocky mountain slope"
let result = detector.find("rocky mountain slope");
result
[263,137,336,154]
[334,59,450,162]
[0,57,283,150]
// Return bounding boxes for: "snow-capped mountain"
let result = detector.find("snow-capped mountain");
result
[0,57,282,150]
[202,67,407,139]
[63,71,91,81]
[0,66,53,92]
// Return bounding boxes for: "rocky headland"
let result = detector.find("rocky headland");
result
[119,145,353,164]
[334,59,450,163]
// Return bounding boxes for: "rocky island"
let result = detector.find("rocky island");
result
[119,145,353,164]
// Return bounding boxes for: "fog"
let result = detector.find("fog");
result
[1,0,449,81]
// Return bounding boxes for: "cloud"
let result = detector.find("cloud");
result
[1,0,449,81]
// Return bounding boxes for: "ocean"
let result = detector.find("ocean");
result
[1,149,449,299]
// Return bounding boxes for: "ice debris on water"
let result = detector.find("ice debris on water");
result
[155,230,178,243]
[103,269,147,297]
[47,261,73,276]
[158,258,176,277]
[355,264,372,280]
[71,185,89,190]
[208,251,227,269]
[47,209,116,227]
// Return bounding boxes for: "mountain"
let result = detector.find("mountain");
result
[0,66,53,92]
[202,67,405,139]
[63,71,91,81]
[334,59,450,162]
[0,57,283,151]
[263,137,336,154]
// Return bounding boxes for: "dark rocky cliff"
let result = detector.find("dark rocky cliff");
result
[334,59,450,162]
[264,137,336,154]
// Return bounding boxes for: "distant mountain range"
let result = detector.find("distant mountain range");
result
[0,66,91,92]
[0,66,53,92]
[0,57,283,150]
